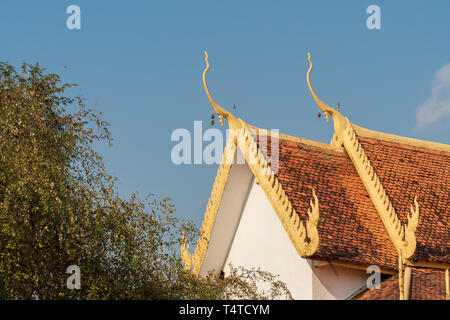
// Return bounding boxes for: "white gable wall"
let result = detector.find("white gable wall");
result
[199,157,254,276]
[199,160,370,300]
[222,178,369,300]
[312,262,368,299]
[222,179,313,299]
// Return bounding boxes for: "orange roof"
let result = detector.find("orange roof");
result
[256,131,449,270]
[355,267,447,300]
[257,135,399,270]
[357,136,450,263]
[189,51,449,300]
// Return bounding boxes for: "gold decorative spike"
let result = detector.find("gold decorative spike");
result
[307,54,420,261]
[203,51,246,130]
[180,138,237,275]
[236,130,320,257]
[307,53,347,147]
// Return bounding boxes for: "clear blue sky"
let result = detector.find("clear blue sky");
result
[1,1,449,226]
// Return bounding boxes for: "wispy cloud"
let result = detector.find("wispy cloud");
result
[415,63,450,130]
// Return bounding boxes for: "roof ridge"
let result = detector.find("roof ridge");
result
[353,124,450,154]
[262,130,343,152]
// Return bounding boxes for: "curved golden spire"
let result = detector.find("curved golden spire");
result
[307,52,337,123]
[306,52,347,146]
[306,53,421,262]
[202,51,245,130]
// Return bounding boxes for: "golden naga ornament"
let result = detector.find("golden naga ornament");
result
[306,53,420,260]
[181,52,323,275]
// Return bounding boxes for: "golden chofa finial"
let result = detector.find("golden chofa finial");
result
[202,51,247,130]
[307,52,338,122]
[306,52,347,146]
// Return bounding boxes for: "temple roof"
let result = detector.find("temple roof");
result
[254,131,450,270]
[356,135,450,264]
[256,135,399,270]
[181,51,449,300]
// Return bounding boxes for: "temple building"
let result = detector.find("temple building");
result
[181,52,449,300]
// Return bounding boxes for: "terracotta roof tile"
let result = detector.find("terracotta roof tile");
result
[256,132,449,299]
[355,267,446,300]
[357,136,450,263]
[256,135,398,270]
[254,132,449,269]
[354,273,400,300]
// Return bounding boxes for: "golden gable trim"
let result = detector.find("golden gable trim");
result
[307,53,420,261]
[181,129,321,275]
[236,129,320,258]
[181,138,236,275]
[353,124,450,154]
[342,121,420,259]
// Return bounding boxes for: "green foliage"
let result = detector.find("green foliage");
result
[0,61,291,300]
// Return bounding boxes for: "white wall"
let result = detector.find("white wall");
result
[199,159,254,276]
[312,262,368,300]
[199,161,370,300]
[223,179,314,299]
[222,178,369,300]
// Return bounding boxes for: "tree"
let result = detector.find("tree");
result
[0,62,291,300]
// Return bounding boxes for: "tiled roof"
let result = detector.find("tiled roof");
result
[357,136,450,263]
[195,53,448,299]
[256,135,399,270]
[256,133,449,270]
[355,273,400,300]
[355,267,447,300]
